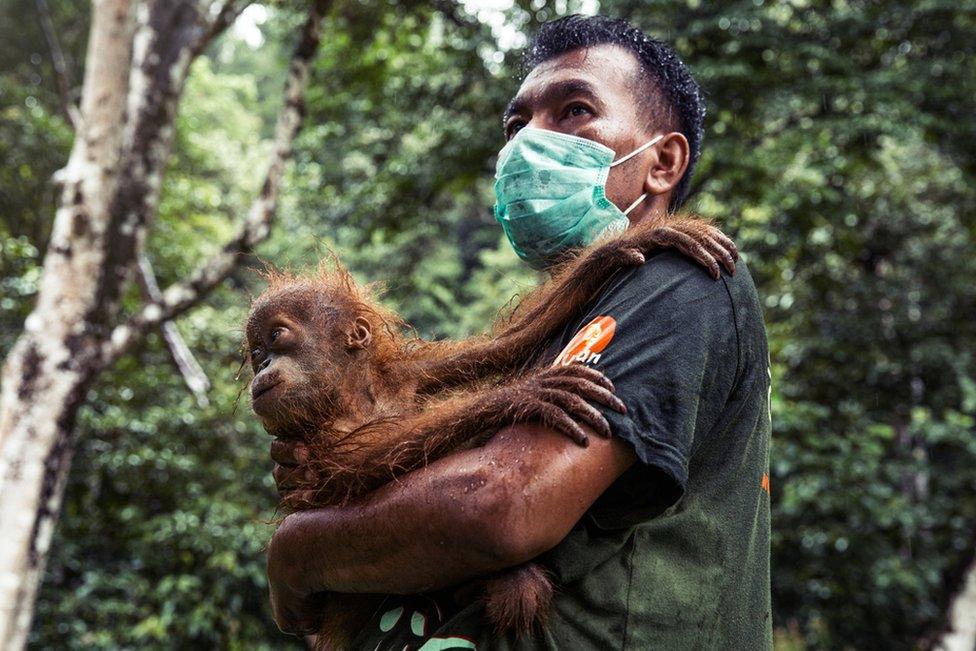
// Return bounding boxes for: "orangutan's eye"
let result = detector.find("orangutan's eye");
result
[270,327,285,343]
[250,347,264,363]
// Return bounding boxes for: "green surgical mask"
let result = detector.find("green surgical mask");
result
[493,127,663,269]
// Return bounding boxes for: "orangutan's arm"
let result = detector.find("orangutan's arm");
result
[266,423,635,633]
[413,216,737,393]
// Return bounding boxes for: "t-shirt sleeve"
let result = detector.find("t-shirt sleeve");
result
[549,251,740,526]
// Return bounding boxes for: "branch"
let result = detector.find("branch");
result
[136,255,211,407]
[34,0,81,129]
[91,0,257,326]
[196,0,253,55]
[101,0,329,365]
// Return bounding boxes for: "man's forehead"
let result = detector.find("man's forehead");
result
[513,44,642,105]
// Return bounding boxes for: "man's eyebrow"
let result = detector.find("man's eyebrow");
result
[502,97,522,125]
[502,79,603,124]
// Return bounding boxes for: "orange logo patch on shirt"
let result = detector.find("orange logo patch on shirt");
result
[554,316,617,367]
[760,473,770,494]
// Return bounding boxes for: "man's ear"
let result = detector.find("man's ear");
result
[345,316,372,350]
[643,131,690,198]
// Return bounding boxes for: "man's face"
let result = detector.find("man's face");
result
[503,44,656,213]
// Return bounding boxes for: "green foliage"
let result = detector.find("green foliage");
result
[1,0,974,648]
[30,340,286,648]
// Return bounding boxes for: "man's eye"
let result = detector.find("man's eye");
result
[506,121,526,140]
[565,104,591,118]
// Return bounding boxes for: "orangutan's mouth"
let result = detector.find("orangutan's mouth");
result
[251,376,282,403]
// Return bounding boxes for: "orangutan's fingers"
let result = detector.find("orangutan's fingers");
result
[553,375,626,414]
[542,363,615,392]
[708,228,739,261]
[539,388,612,438]
[617,247,646,266]
[655,227,720,279]
[540,375,626,415]
[702,234,737,275]
[533,401,589,447]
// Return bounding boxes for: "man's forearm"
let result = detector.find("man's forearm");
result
[268,422,635,599]
[269,449,519,596]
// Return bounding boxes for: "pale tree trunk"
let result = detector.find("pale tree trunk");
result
[0,1,135,642]
[0,1,327,647]
[936,553,976,651]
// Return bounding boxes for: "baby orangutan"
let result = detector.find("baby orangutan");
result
[245,215,738,648]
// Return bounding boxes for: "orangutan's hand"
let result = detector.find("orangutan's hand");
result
[614,218,738,280]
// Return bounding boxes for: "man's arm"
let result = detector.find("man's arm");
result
[267,423,635,633]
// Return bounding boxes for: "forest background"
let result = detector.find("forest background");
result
[1,0,974,648]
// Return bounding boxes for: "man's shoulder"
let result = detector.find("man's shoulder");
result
[624,250,761,312]
[637,248,719,280]
[609,250,736,311]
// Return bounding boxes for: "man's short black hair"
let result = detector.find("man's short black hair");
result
[522,14,705,212]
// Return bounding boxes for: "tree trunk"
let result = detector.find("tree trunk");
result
[936,553,976,650]
[0,0,328,646]
[0,1,134,644]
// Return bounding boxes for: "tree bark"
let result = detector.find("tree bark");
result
[0,1,326,647]
[0,2,135,644]
[936,554,976,650]
[102,2,327,360]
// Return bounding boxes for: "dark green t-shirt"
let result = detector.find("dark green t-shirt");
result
[351,251,772,650]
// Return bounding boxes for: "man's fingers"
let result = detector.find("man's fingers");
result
[271,438,308,466]
[270,585,329,635]
[273,464,313,492]
[279,489,318,512]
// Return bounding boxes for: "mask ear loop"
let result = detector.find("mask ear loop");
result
[612,134,664,216]
[623,193,647,215]
[609,133,665,168]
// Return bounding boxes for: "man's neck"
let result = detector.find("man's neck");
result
[627,196,670,228]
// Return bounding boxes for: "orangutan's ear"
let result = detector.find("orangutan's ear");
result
[346,316,372,350]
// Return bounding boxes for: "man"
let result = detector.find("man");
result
[267,14,772,649]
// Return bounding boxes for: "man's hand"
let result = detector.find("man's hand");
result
[270,438,315,509]
[266,513,333,635]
